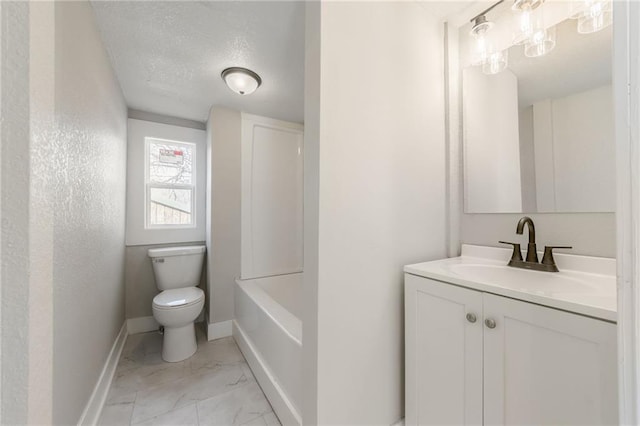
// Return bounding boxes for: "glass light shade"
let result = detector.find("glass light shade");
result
[469,16,493,66]
[577,1,612,33]
[221,67,262,95]
[524,26,556,57]
[512,4,534,45]
[482,50,508,75]
[470,34,488,66]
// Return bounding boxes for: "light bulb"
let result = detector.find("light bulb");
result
[577,1,612,34]
[482,50,508,75]
[524,26,556,57]
[513,4,534,45]
[471,34,488,66]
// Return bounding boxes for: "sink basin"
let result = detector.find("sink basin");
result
[449,263,594,294]
[404,244,617,322]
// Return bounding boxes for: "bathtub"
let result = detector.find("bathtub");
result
[233,272,302,426]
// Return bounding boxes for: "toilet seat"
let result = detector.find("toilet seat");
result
[153,287,204,310]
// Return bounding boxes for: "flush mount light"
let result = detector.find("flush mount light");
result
[221,67,262,95]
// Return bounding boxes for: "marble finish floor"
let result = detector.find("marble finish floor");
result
[99,327,280,426]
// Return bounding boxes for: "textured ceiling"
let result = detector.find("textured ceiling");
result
[91,1,305,123]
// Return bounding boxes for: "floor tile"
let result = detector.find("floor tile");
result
[98,391,136,425]
[240,415,268,426]
[133,403,198,426]
[100,330,275,426]
[263,412,281,426]
[196,380,273,426]
[131,363,251,423]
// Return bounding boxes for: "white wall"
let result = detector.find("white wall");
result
[126,118,206,246]
[53,2,128,423]
[1,2,127,424]
[463,68,522,212]
[519,106,537,212]
[533,85,615,212]
[206,107,242,325]
[304,3,447,423]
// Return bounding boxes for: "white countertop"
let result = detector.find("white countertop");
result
[404,244,617,322]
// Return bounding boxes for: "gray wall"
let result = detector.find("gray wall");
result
[460,213,616,258]
[53,2,127,424]
[1,2,32,423]
[1,2,127,423]
[125,242,206,319]
[206,107,241,324]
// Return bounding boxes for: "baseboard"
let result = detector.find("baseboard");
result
[206,316,232,341]
[127,316,159,334]
[77,321,128,426]
[392,418,405,426]
[233,320,301,426]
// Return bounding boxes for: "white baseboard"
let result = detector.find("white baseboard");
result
[392,418,405,426]
[127,316,159,335]
[207,317,232,341]
[233,320,301,426]
[77,321,128,426]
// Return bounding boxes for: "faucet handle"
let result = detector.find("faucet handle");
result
[499,241,523,262]
[541,246,573,268]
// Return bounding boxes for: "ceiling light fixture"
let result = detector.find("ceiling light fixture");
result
[221,67,262,95]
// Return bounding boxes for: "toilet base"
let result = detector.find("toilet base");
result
[162,322,197,362]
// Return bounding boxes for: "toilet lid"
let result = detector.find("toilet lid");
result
[153,287,204,309]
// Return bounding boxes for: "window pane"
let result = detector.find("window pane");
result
[149,188,192,226]
[148,139,193,184]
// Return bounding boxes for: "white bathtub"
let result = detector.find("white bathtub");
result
[233,273,302,425]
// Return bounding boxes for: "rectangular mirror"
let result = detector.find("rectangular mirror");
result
[460,4,613,214]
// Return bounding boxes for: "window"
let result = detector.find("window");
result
[145,137,196,228]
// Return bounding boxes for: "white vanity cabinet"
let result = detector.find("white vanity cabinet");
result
[405,273,618,426]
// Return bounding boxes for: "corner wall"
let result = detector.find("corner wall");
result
[304,3,448,423]
[206,107,242,326]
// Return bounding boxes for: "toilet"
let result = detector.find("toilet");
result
[148,245,206,362]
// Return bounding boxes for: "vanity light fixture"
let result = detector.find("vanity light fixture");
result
[469,1,509,74]
[570,0,612,34]
[221,67,262,95]
[469,14,493,65]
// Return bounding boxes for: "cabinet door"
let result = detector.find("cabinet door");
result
[405,274,483,426]
[483,293,618,426]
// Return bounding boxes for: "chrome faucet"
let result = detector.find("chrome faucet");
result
[500,216,572,272]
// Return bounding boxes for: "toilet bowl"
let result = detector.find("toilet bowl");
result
[153,287,205,362]
[148,245,206,362]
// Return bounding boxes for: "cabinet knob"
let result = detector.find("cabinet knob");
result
[466,313,477,323]
[485,318,497,329]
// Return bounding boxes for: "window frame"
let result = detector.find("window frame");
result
[144,137,197,230]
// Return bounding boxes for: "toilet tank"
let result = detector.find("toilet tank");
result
[148,245,206,290]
